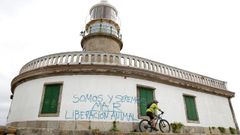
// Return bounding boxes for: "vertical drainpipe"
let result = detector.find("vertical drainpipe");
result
[6,96,13,125]
[228,98,239,134]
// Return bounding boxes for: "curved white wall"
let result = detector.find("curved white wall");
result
[8,75,235,128]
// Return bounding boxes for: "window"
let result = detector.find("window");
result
[39,83,63,117]
[137,86,154,116]
[183,95,199,122]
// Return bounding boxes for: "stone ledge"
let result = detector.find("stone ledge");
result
[2,125,239,135]
[13,128,238,135]
[7,121,239,135]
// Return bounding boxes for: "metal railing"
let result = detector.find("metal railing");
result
[82,21,122,40]
[19,51,227,90]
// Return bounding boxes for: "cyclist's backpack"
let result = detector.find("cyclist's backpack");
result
[146,102,153,109]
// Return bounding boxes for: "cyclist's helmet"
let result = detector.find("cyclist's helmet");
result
[153,99,159,104]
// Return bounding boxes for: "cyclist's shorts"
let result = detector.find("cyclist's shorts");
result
[146,111,154,120]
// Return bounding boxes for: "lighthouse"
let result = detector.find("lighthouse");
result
[7,0,238,134]
[81,0,123,53]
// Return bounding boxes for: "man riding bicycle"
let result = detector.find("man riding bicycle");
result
[146,99,163,131]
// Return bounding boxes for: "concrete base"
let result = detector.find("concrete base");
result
[7,121,238,135]
[8,121,136,132]
[15,128,238,135]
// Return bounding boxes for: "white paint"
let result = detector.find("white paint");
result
[8,75,235,128]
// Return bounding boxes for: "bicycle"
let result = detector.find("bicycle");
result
[139,111,170,133]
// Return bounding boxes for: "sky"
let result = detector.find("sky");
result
[0,0,239,127]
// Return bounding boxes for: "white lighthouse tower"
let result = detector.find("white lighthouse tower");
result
[81,0,123,53]
[7,0,238,134]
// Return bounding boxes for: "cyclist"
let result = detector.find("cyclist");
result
[146,99,163,131]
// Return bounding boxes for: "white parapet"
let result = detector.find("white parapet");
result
[19,51,227,90]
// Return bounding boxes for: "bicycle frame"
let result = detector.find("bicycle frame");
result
[153,114,163,127]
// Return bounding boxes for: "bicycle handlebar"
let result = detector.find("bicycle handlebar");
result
[156,111,164,119]
[160,110,164,114]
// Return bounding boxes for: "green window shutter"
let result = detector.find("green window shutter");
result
[184,95,198,121]
[41,84,61,114]
[139,87,153,116]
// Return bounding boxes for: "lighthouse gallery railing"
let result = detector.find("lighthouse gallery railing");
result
[19,51,227,90]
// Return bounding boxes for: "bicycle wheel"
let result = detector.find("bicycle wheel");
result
[139,119,152,132]
[159,119,170,133]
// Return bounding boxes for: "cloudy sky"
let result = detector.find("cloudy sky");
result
[0,0,239,126]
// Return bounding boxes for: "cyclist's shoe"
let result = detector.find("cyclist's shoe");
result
[152,127,159,131]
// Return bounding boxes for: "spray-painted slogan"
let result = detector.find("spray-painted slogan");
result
[65,94,138,121]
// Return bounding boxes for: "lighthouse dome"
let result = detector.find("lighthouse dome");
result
[89,0,118,22]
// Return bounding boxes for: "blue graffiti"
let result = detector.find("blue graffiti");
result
[72,94,103,103]
[65,110,137,121]
[72,94,138,104]
[115,95,138,104]
[65,93,138,121]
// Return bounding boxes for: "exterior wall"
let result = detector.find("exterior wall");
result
[82,36,121,53]
[8,75,235,128]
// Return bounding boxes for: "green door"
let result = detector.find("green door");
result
[41,84,61,114]
[184,95,198,121]
[139,87,153,116]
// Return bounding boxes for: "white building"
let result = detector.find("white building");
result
[7,0,239,133]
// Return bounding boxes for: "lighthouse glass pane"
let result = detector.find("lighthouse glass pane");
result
[40,83,62,115]
[88,22,118,37]
[111,9,117,21]
[184,95,199,121]
[138,87,154,116]
[103,6,110,18]
[91,6,117,21]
